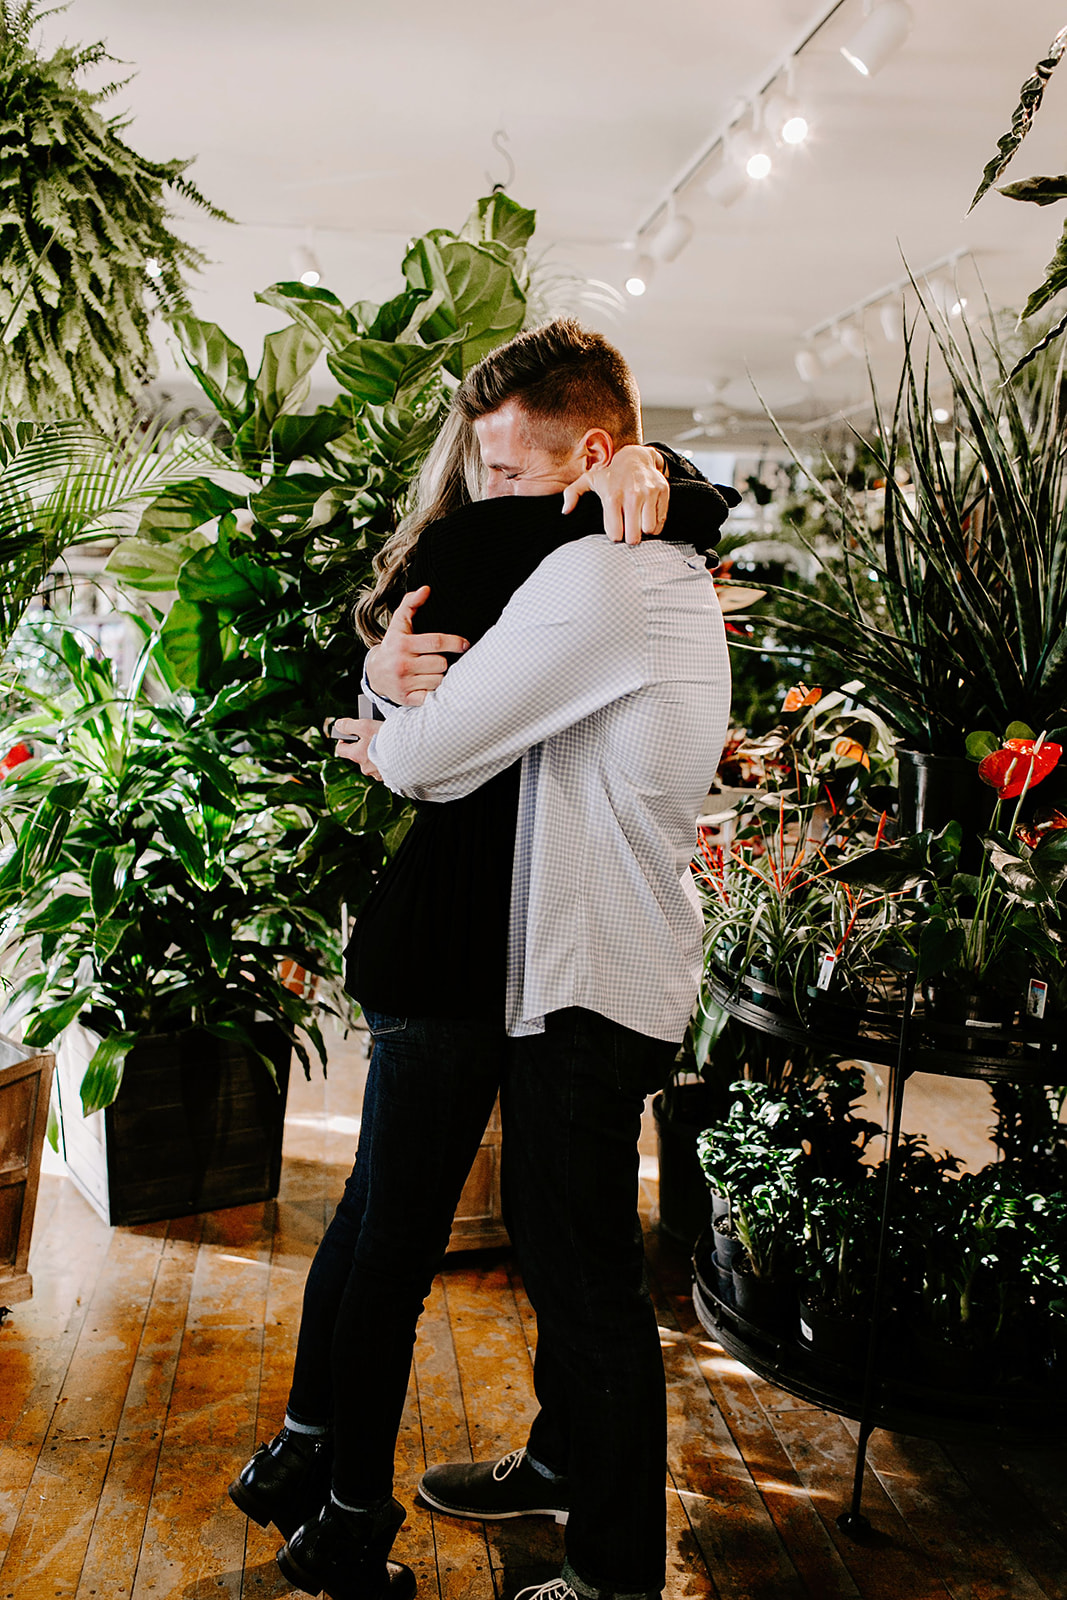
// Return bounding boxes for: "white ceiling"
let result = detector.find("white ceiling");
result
[39,0,1067,434]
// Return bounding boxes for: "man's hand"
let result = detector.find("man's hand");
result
[561,444,669,545]
[365,585,470,705]
[332,718,383,780]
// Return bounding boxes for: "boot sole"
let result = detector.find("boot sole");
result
[227,1477,271,1528]
[276,1548,416,1600]
[417,1483,569,1525]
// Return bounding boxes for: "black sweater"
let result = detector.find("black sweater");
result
[346,469,735,1019]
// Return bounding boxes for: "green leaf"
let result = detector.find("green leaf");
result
[460,192,537,252]
[203,919,233,976]
[24,892,90,935]
[80,1031,138,1115]
[94,915,134,966]
[1020,214,1067,321]
[159,597,235,691]
[323,760,398,834]
[177,543,284,612]
[253,324,323,434]
[402,235,526,375]
[267,407,356,462]
[202,1019,280,1085]
[254,281,356,347]
[105,535,203,591]
[24,986,96,1048]
[1004,720,1036,740]
[916,917,966,982]
[965,730,999,760]
[136,477,244,544]
[366,287,434,342]
[998,174,1067,206]
[172,315,253,422]
[250,472,342,532]
[90,843,136,922]
[327,329,465,406]
[969,26,1067,210]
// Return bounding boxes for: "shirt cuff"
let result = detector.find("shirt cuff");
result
[360,664,401,717]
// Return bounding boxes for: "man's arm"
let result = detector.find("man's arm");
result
[350,539,649,802]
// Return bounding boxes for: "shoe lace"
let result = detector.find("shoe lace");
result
[491,1447,527,1482]
[513,1583,577,1600]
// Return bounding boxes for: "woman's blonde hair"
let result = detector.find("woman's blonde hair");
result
[353,406,483,644]
[353,318,640,645]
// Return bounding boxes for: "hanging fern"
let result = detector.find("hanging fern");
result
[0,1,230,428]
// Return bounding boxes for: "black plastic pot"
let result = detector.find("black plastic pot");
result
[803,984,868,1042]
[712,1223,742,1273]
[732,1262,796,1334]
[653,1084,719,1247]
[922,978,1018,1032]
[896,747,995,837]
[797,1293,869,1366]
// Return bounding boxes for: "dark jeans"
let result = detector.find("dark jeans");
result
[505,1009,675,1596]
[286,1010,505,1502]
[286,1005,674,1593]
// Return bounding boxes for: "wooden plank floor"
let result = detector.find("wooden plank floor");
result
[2,1034,1066,1600]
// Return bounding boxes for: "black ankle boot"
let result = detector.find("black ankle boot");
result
[277,1497,413,1600]
[228,1426,333,1539]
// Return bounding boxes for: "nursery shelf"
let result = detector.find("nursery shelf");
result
[706,967,1066,1085]
[692,1261,1067,1448]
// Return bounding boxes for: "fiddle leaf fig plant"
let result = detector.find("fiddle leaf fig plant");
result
[107,191,537,925]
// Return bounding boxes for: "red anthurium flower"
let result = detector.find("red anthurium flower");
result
[782,684,822,713]
[832,736,870,769]
[0,742,31,778]
[978,739,1063,799]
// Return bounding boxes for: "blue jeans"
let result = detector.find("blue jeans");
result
[286,1006,674,1594]
[286,1010,505,1500]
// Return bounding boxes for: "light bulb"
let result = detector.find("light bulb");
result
[625,254,653,296]
[292,245,323,287]
[781,114,809,145]
[841,1,913,78]
[746,150,772,181]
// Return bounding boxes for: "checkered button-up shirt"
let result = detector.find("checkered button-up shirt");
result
[368,533,730,1043]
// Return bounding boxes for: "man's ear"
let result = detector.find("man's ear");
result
[578,428,614,471]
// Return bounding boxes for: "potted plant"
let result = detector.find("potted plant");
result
[0,624,365,1224]
[798,1170,882,1364]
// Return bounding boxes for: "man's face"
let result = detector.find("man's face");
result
[474,400,585,499]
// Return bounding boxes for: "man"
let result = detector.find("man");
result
[336,320,732,1600]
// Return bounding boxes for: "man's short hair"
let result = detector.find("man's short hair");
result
[454,317,642,453]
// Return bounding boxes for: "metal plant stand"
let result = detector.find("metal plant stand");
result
[695,967,1067,1540]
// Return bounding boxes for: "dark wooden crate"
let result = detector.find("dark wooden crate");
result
[0,1035,55,1302]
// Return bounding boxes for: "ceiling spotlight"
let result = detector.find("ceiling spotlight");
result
[704,144,748,208]
[625,253,654,296]
[839,324,866,359]
[950,296,968,317]
[764,92,809,147]
[932,407,951,424]
[841,1,913,78]
[746,148,773,181]
[795,349,821,384]
[879,301,902,343]
[292,245,322,286]
[144,257,163,279]
[650,209,694,264]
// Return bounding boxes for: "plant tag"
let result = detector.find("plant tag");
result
[816,953,836,992]
[1027,978,1048,1020]
[799,1317,813,1343]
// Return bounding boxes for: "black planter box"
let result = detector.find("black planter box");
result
[55,1023,291,1226]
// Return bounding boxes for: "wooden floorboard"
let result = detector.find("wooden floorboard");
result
[1,1031,1065,1600]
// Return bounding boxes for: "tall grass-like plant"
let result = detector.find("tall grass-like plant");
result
[759,309,1067,753]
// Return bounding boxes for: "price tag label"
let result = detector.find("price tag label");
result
[817,953,836,992]
[1027,978,1048,1020]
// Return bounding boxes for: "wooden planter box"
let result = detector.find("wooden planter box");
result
[0,1033,55,1303]
[53,1021,291,1227]
[447,1094,508,1252]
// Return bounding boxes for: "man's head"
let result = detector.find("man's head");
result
[454,318,642,499]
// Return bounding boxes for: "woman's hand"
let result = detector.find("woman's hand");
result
[561,444,669,544]
[365,586,469,705]
[331,718,383,781]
